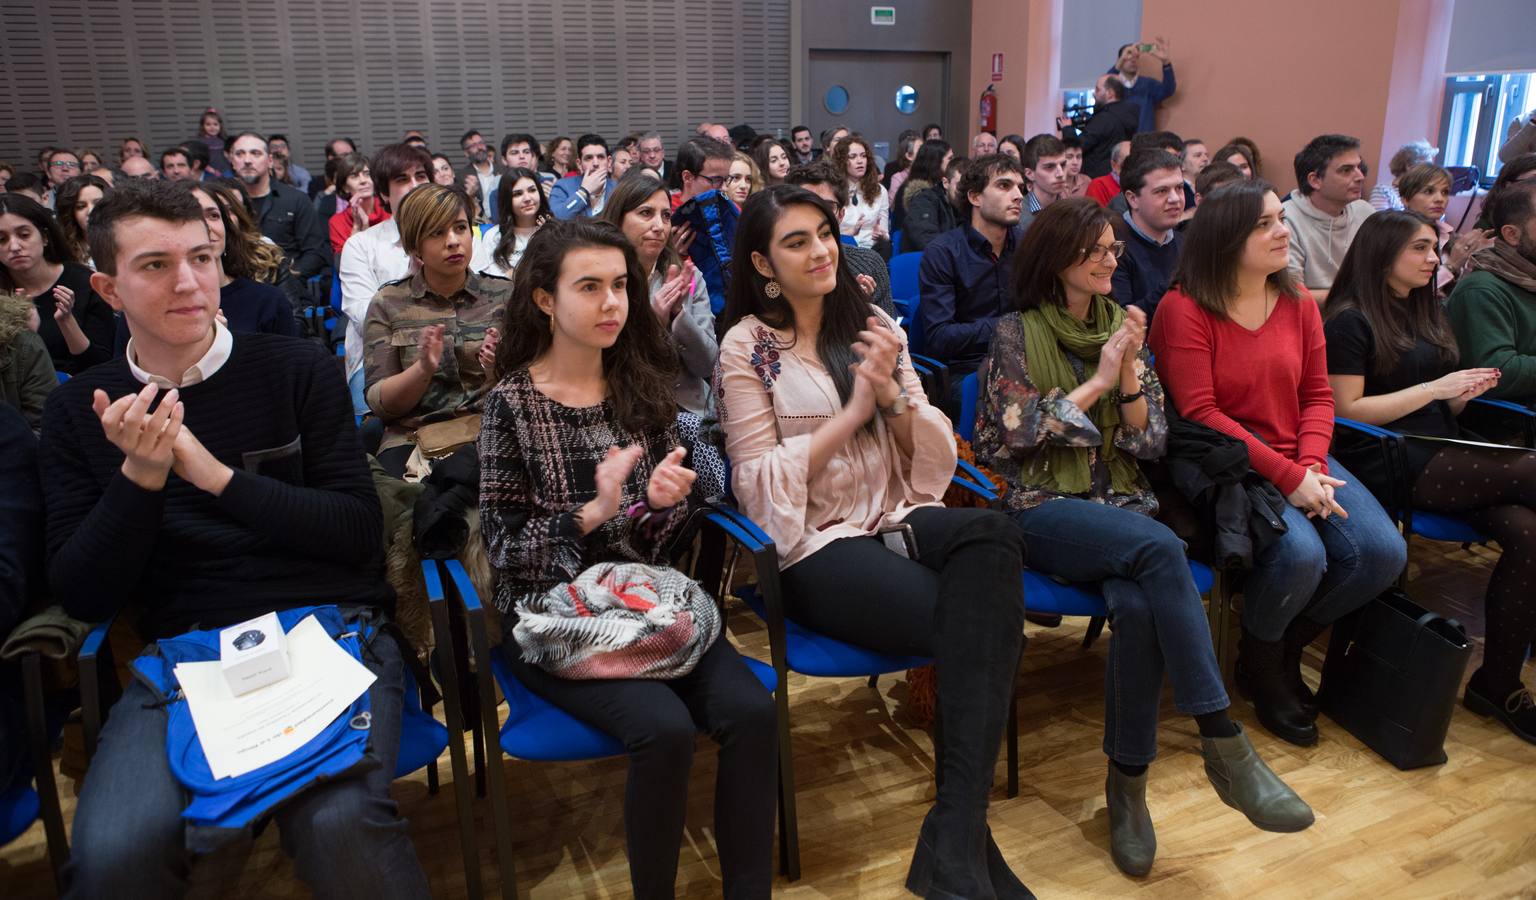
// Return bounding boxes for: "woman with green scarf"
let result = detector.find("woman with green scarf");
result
[971,198,1312,879]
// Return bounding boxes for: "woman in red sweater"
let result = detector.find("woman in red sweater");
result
[1149,180,1405,747]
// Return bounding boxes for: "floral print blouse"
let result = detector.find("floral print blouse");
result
[971,311,1167,515]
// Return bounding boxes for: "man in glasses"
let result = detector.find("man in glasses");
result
[1112,149,1185,321]
[676,136,734,205]
[45,149,82,208]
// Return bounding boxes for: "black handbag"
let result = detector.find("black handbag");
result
[1317,588,1472,770]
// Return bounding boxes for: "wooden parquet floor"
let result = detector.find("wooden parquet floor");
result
[4,538,1534,899]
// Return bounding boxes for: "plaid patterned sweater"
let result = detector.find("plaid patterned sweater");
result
[479,368,689,615]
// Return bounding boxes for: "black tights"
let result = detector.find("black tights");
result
[1413,444,1536,692]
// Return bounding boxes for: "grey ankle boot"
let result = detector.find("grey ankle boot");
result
[1201,724,1315,832]
[1105,766,1156,877]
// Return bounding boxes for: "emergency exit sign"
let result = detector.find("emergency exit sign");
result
[871,6,895,25]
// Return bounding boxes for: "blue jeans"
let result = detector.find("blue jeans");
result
[64,629,429,900]
[348,367,368,417]
[1008,499,1229,766]
[1241,455,1407,642]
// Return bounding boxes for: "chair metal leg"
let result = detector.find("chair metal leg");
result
[23,654,69,891]
[422,681,441,796]
[774,677,800,881]
[466,608,517,900]
[472,708,487,799]
[867,674,879,689]
[1082,616,1107,650]
[428,600,485,900]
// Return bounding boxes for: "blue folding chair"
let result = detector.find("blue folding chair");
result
[426,553,777,898]
[891,229,903,256]
[0,636,73,891]
[954,371,1220,650]
[479,222,495,236]
[1334,416,1495,551]
[888,251,923,310]
[839,234,858,247]
[55,371,70,384]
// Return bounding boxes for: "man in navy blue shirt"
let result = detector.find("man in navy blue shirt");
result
[917,153,1033,408]
[1110,38,1177,134]
[1111,149,1185,321]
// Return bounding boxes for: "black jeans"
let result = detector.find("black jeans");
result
[501,633,777,900]
[780,506,1025,840]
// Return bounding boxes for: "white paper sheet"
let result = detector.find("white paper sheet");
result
[174,615,377,780]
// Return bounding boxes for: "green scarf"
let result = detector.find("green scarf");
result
[1017,296,1144,496]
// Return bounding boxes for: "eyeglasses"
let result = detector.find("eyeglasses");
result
[49,161,81,170]
[1082,241,1126,262]
[691,173,728,188]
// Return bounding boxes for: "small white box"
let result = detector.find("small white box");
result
[219,612,291,696]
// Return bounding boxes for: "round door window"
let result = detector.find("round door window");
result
[895,85,919,114]
[824,85,850,115]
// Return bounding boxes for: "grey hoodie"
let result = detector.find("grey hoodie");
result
[1281,193,1376,293]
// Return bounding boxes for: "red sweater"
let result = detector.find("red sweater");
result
[1085,174,1121,208]
[1149,287,1333,495]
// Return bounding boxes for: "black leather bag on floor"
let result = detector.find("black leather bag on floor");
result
[1317,588,1472,770]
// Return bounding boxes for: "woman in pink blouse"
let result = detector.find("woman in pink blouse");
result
[717,184,1030,899]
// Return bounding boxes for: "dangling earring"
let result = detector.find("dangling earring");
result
[547,312,555,334]
[764,279,782,299]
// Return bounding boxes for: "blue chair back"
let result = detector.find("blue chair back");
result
[839,234,858,247]
[888,252,923,306]
[891,230,903,256]
[55,371,70,384]
[957,373,979,442]
[479,222,495,236]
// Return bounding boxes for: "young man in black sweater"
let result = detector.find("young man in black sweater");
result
[41,179,429,899]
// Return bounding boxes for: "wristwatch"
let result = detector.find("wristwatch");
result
[879,384,910,417]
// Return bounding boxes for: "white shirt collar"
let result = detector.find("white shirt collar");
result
[126,320,234,388]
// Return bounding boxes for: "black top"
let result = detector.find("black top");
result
[113,276,301,355]
[254,180,333,280]
[39,333,389,639]
[1069,100,1140,178]
[28,262,115,374]
[1324,306,1458,489]
[0,403,43,639]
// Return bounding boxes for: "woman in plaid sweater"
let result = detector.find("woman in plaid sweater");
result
[478,219,776,900]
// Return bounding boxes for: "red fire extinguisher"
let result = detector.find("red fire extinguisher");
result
[979,84,997,134]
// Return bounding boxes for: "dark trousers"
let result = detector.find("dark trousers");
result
[501,634,777,900]
[780,506,1025,834]
[64,630,429,900]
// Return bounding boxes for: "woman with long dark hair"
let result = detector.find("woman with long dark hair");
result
[717,184,1030,897]
[833,134,890,254]
[1149,180,1405,747]
[0,193,113,373]
[482,167,551,277]
[55,173,110,266]
[482,219,776,899]
[599,174,715,415]
[1324,210,1534,741]
[751,137,791,187]
[973,198,1311,877]
[895,139,952,231]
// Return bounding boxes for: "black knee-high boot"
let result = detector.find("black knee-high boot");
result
[905,513,1029,900]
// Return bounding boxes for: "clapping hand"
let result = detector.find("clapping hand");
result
[850,315,903,410]
[650,261,697,323]
[855,273,877,298]
[51,285,75,324]
[646,446,696,510]
[670,220,695,256]
[415,324,446,374]
[478,327,500,378]
[92,384,183,490]
[1118,306,1147,373]
[580,444,645,531]
[1425,368,1500,401]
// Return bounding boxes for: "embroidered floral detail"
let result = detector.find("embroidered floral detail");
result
[749,324,783,391]
[1002,402,1023,432]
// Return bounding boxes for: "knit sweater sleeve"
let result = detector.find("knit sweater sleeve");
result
[39,385,165,623]
[1449,274,1536,401]
[1150,292,1310,495]
[214,345,383,564]
[1293,295,1335,471]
